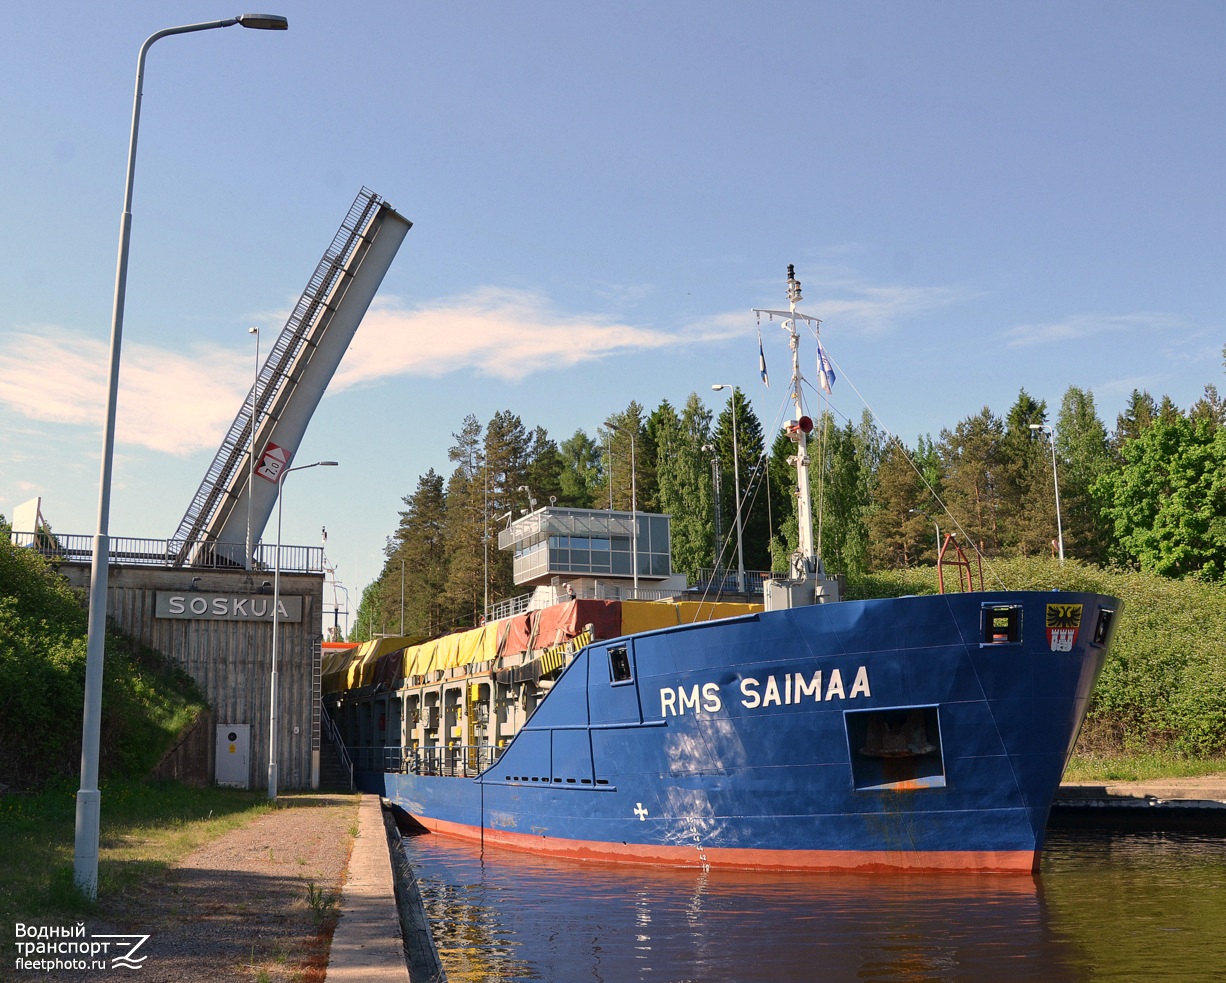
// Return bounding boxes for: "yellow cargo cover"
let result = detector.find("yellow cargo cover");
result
[676,600,762,623]
[619,600,679,635]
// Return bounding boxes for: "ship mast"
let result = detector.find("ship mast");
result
[753,265,841,608]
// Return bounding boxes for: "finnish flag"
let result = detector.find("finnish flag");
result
[817,339,836,395]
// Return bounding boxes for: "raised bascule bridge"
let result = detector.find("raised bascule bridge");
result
[18,188,411,791]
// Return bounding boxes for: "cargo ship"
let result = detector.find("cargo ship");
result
[324,268,1120,873]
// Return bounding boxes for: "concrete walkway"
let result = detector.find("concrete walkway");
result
[326,794,410,982]
[1056,775,1226,811]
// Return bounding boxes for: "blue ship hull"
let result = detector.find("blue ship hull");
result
[356,590,1118,873]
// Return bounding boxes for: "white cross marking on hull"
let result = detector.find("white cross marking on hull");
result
[634,802,648,821]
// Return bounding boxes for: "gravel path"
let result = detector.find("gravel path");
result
[36,793,361,982]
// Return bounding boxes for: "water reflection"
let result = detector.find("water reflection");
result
[403,832,1101,982]
[1041,828,1226,983]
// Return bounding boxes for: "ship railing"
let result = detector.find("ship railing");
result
[485,593,534,622]
[694,568,773,595]
[350,744,502,778]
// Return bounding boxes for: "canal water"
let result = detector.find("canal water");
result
[400,823,1226,982]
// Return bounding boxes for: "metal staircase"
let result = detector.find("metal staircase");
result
[170,188,387,564]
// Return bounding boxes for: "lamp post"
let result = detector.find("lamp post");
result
[269,460,337,801]
[1029,423,1065,563]
[606,436,614,512]
[247,325,260,568]
[701,443,723,574]
[609,422,638,593]
[74,12,288,899]
[712,385,745,593]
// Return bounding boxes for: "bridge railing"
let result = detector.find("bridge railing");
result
[4,529,325,574]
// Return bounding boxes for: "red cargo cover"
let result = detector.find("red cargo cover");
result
[497,599,622,658]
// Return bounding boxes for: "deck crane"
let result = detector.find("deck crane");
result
[170,187,412,567]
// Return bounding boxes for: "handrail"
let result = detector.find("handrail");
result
[695,568,772,594]
[320,707,354,791]
[4,529,326,574]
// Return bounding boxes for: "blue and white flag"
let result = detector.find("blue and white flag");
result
[817,339,836,395]
[758,324,769,387]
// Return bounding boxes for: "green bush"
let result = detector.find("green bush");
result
[0,534,208,789]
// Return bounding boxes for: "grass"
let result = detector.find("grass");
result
[0,777,273,924]
[305,879,340,927]
[1063,752,1226,783]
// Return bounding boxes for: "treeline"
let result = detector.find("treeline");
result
[353,348,1226,640]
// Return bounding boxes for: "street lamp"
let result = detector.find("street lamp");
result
[269,460,337,801]
[247,326,260,568]
[712,385,745,593]
[1029,424,1065,563]
[609,422,639,593]
[75,12,288,898]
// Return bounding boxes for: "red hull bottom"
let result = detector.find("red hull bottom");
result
[409,813,1040,875]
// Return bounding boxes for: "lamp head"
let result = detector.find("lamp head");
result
[236,14,289,30]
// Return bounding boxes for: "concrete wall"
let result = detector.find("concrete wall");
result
[56,563,324,791]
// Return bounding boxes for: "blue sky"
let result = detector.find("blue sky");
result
[2,1,1222,630]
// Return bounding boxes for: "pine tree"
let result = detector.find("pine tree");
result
[600,402,650,513]
[866,436,928,568]
[557,429,601,507]
[1112,389,1157,453]
[1189,384,1225,429]
[651,395,714,581]
[484,410,538,608]
[390,469,448,635]
[938,407,1006,556]
[443,415,485,627]
[1056,386,1114,563]
[1001,389,1051,556]
[814,416,869,578]
[525,426,564,508]
[712,388,769,573]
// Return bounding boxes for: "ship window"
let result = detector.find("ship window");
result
[981,604,1021,645]
[609,645,632,683]
[1093,608,1115,646]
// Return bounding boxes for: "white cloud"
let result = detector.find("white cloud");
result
[0,276,967,456]
[0,291,735,454]
[1002,312,1183,348]
[332,287,736,389]
[0,326,250,455]
[801,269,971,334]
